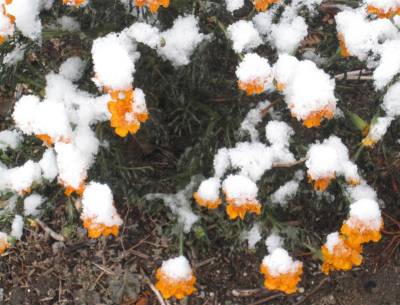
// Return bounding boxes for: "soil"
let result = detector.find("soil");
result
[1,201,399,305]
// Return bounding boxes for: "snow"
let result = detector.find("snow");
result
[265,232,283,253]
[213,148,231,178]
[240,100,271,141]
[325,232,340,253]
[242,223,262,249]
[261,248,302,276]
[382,81,400,117]
[7,0,42,40]
[265,120,294,147]
[366,116,393,143]
[373,39,400,90]
[91,32,137,90]
[222,175,259,205]
[59,57,85,82]
[0,130,21,150]
[8,161,42,194]
[227,20,262,53]
[13,95,72,143]
[270,174,301,206]
[39,149,58,181]
[146,178,200,233]
[346,181,378,202]
[10,214,23,240]
[160,256,193,281]
[127,22,161,49]
[195,177,220,202]
[270,16,308,54]
[56,16,80,32]
[227,142,274,181]
[235,53,273,93]
[273,56,337,121]
[157,15,205,67]
[225,0,244,12]
[23,193,44,216]
[54,142,89,189]
[306,135,359,182]
[3,43,26,66]
[81,182,123,227]
[348,198,382,230]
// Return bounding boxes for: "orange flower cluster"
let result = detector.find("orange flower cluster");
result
[253,0,279,11]
[225,200,261,220]
[36,134,53,146]
[155,269,196,300]
[238,79,266,95]
[63,180,85,197]
[321,235,363,274]
[260,263,303,294]
[63,0,87,6]
[193,192,221,209]
[322,214,383,274]
[338,33,350,58]
[36,134,70,146]
[135,0,170,13]
[107,88,149,137]
[361,136,377,148]
[308,174,334,192]
[275,81,286,92]
[367,5,400,18]
[0,236,10,254]
[340,218,383,249]
[0,0,15,44]
[82,218,120,239]
[302,107,335,128]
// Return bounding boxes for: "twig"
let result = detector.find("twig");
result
[232,288,263,297]
[249,292,284,305]
[293,277,331,305]
[91,262,115,275]
[35,218,65,242]
[195,257,216,268]
[272,157,307,168]
[141,270,169,305]
[335,70,373,81]
[260,100,279,119]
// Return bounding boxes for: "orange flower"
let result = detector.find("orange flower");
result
[63,0,87,6]
[361,136,377,148]
[253,0,279,11]
[62,180,86,197]
[367,5,400,18]
[260,263,303,294]
[193,192,221,209]
[225,200,261,220]
[0,234,10,254]
[107,88,149,137]
[36,134,53,146]
[238,79,266,95]
[275,82,286,92]
[0,2,15,44]
[308,174,334,192]
[340,218,383,249]
[155,266,196,299]
[135,0,170,13]
[346,177,360,187]
[301,107,335,128]
[338,33,350,58]
[82,217,120,239]
[321,234,363,275]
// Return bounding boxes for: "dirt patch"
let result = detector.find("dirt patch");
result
[1,203,399,305]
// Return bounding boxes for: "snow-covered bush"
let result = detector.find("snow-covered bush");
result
[0,0,396,301]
